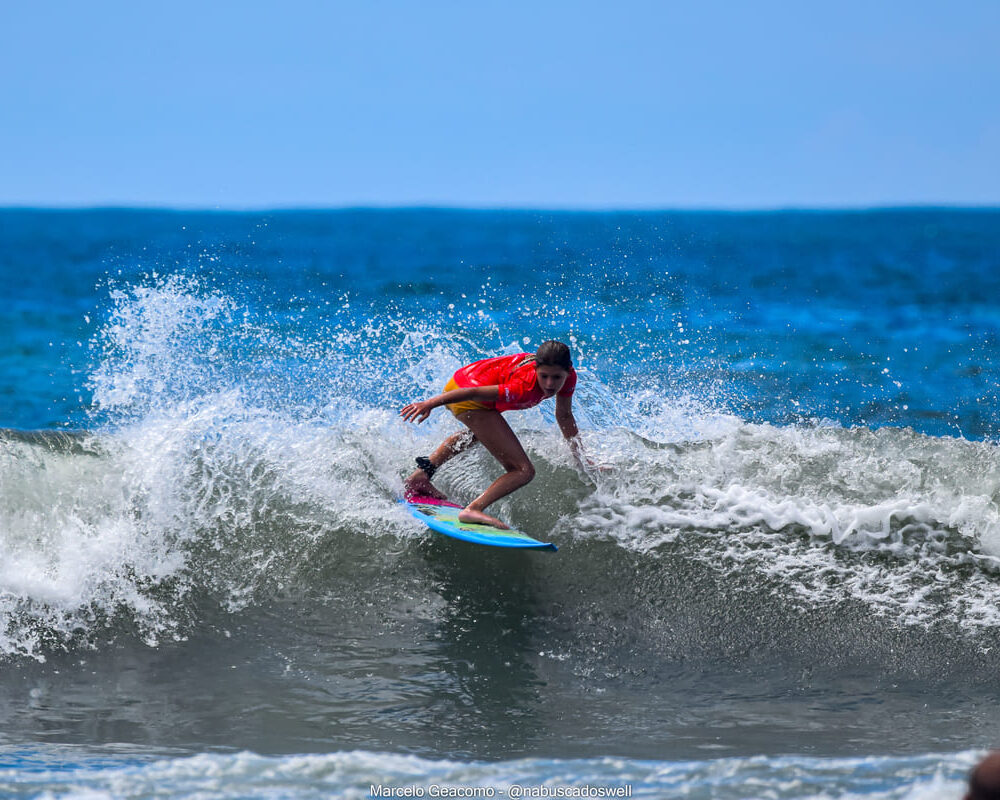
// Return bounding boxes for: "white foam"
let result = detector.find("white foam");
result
[0,747,979,800]
[568,420,1000,630]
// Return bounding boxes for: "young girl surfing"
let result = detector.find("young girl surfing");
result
[400,340,586,529]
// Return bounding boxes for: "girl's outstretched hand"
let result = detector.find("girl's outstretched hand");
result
[400,401,434,424]
[586,458,615,474]
[577,454,614,475]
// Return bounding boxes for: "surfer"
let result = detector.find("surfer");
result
[400,340,587,529]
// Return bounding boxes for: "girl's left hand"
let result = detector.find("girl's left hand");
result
[400,401,434,424]
[575,453,613,474]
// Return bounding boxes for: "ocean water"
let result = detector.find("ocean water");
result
[1,207,999,798]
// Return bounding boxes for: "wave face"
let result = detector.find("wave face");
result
[6,394,1000,657]
[2,210,1000,763]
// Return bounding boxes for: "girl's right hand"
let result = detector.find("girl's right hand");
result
[400,401,434,424]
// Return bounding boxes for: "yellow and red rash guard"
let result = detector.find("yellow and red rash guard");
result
[451,353,577,412]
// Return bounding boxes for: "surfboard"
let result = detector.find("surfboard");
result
[402,496,558,551]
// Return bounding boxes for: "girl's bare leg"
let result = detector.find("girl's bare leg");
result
[453,410,534,529]
[403,430,477,499]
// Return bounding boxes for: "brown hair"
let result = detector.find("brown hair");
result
[534,340,573,370]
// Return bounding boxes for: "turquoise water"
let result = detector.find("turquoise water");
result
[2,208,999,797]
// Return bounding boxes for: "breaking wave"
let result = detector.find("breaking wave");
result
[2,277,1000,662]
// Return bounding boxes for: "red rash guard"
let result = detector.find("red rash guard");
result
[452,353,577,412]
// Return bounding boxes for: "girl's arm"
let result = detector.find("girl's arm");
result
[555,393,588,468]
[555,393,579,440]
[400,385,500,423]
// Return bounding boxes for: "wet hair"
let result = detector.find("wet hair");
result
[534,340,573,370]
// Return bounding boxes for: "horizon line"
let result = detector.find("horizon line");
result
[2,202,999,215]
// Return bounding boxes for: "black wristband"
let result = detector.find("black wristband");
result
[415,456,437,479]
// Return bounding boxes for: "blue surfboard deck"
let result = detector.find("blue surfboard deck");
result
[402,496,557,551]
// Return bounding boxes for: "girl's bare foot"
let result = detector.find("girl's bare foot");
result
[403,471,447,500]
[458,507,509,529]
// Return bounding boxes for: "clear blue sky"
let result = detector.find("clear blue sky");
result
[2,0,997,209]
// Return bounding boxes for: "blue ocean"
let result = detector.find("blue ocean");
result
[1,208,999,798]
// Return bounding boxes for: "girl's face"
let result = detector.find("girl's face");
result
[536,365,570,397]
